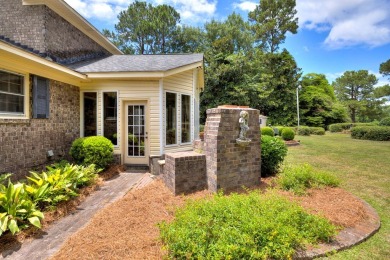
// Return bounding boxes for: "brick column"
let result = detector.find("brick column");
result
[204,107,261,192]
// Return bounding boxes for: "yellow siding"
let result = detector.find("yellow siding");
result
[80,80,161,156]
[163,70,193,94]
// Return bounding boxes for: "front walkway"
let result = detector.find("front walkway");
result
[1,170,151,260]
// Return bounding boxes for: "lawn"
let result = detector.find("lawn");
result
[286,133,390,259]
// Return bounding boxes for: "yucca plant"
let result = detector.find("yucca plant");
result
[0,181,44,236]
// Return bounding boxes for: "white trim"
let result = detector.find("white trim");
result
[159,79,164,154]
[102,90,119,148]
[0,69,29,119]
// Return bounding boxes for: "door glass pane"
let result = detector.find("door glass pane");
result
[103,92,117,145]
[166,92,177,145]
[128,105,146,157]
[83,92,97,136]
[181,95,191,143]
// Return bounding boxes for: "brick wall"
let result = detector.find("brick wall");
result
[204,108,261,192]
[0,79,80,179]
[0,0,110,64]
[163,151,207,195]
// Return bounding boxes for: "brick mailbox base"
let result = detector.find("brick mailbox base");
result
[162,107,261,194]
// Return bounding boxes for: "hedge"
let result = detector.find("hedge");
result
[329,122,378,132]
[351,126,390,141]
[379,117,390,126]
[261,126,275,136]
[282,128,295,141]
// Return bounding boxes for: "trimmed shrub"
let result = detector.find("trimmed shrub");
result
[297,126,311,136]
[309,127,326,135]
[261,135,287,176]
[261,126,274,136]
[379,117,390,126]
[277,163,340,195]
[351,126,390,141]
[70,136,114,168]
[282,128,295,141]
[329,122,378,132]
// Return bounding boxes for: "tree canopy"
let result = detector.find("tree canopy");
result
[380,59,390,79]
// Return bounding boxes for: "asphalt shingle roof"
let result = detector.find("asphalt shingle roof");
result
[68,54,204,73]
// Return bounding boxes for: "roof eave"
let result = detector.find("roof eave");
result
[22,0,123,55]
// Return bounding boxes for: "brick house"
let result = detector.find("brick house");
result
[0,0,204,179]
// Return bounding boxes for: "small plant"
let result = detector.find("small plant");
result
[277,163,340,195]
[282,128,295,140]
[261,135,288,176]
[159,191,337,259]
[70,136,114,169]
[0,180,44,236]
[379,117,390,126]
[261,126,274,136]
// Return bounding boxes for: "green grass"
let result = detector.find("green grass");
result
[287,133,390,259]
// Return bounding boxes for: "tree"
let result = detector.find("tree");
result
[299,73,348,127]
[249,0,298,53]
[106,1,180,54]
[333,70,378,123]
[380,59,390,79]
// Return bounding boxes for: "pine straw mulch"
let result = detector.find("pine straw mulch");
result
[0,164,125,253]
[50,177,369,260]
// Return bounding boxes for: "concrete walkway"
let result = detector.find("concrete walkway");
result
[1,171,147,260]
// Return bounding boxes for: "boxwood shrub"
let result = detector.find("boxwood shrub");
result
[70,136,114,168]
[379,117,390,126]
[351,126,390,141]
[261,126,274,136]
[261,135,287,176]
[282,128,295,141]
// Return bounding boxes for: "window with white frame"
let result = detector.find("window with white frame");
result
[165,91,192,146]
[0,70,24,115]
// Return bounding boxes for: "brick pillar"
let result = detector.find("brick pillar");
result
[204,107,261,192]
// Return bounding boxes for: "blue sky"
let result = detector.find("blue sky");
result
[65,0,390,86]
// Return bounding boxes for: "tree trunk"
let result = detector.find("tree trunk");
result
[351,108,356,123]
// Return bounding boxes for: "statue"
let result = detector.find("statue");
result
[237,110,251,146]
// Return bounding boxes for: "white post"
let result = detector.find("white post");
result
[296,85,300,130]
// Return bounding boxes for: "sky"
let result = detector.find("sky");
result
[64,0,390,86]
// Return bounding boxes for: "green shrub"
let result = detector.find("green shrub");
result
[199,124,205,132]
[328,122,378,132]
[282,128,295,141]
[297,126,311,136]
[277,164,340,195]
[379,117,390,126]
[0,179,44,236]
[26,163,100,208]
[272,126,284,136]
[159,191,336,260]
[261,126,274,136]
[261,135,287,176]
[70,136,114,169]
[309,127,326,135]
[351,126,390,141]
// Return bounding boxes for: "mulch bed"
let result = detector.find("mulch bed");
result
[50,178,369,260]
[0,164,125,253]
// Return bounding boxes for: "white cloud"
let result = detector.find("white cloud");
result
[296,0,390,49]
[233,1,257,12]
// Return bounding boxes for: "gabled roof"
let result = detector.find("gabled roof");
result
[22,0,122,55]
[69,54,204,73]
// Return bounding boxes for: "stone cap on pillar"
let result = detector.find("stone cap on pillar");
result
[207,105,258,115]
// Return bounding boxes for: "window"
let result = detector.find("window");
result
[0,70,24,115]
[181,94,191,143]
[166,92,177,145]
[83,92,97,137]
[103,92,117,145]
